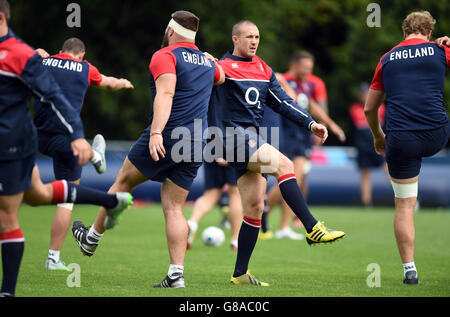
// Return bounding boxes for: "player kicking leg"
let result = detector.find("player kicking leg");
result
[365,13,450,284]
[23,165,132,218]
[231,138,345,286]
[71,157,146,257]
[71,10,225,289]
[44,134,107,271]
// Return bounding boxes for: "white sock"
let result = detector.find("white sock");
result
[87,225,103,243]
[188,219,198,234]
[231,240,238,248]
[403,262,417,277]
[48,249,60,262]
[90,150,102,164]
[168,264,184,279]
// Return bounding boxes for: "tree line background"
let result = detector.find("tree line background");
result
[9,0,450,146]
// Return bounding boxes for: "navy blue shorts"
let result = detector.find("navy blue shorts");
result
[280,132,312,160]
[0,154,35,195]
[128,130,203,191]
[223,126,268,180]
[203,162,238,190]
[38,131,82,181]
[386,124,449,179]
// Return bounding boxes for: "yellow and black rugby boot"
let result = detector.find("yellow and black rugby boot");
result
[305,221,345,245]
[230,270,269,286]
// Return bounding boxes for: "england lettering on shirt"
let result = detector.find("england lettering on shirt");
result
[389,46,435,61]
[42,58,83,72]
[181,52,212,67]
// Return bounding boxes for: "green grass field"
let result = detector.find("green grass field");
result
[10,203,450,297]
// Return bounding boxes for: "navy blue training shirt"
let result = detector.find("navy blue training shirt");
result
[208,52,315,133]
[148,42,221,140]
[370,38,450,131]
[34,52,103,133]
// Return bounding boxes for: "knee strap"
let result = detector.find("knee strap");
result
[57,203,74,211]
[391,181,418,199]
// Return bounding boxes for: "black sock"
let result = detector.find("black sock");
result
[1,229,25,296]
[233,217,260,278]
[278,175,317,233]
[69,183,118,209]
[51,180,118,209]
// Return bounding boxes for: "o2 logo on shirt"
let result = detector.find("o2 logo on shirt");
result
[245,87,261,109]
[296,93,309,110]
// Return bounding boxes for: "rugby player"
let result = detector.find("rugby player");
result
[0,0,132,297]
[349,82,387,207]
[71,10,225,289]
[35,38,134,271]
[260,53,346,240]
[365,11,450,284]
[207,20,345,286]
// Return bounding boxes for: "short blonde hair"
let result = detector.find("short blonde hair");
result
[402,11,435,36]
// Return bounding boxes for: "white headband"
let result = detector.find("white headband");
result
[168,18,196,40]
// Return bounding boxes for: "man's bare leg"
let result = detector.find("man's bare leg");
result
[92,157,148,235]
[153,179,190,288]
[70,157,146,257]
[44,179,81,270]
[161,180,189,266]
[391,176,419,284]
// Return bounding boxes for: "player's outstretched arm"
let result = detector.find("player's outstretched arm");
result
[149,73,177,162]
[364,88,386,157]
[98,75,134,91]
